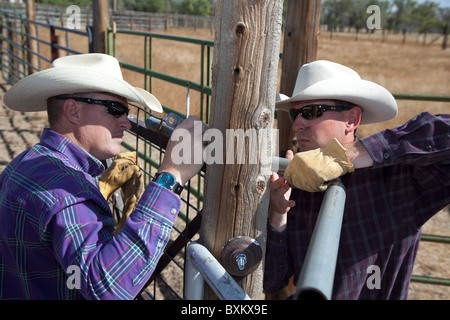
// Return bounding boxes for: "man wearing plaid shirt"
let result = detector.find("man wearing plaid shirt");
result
[264,61,449,299]
[0,54,206,299]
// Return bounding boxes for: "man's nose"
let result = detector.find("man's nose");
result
[292,115,306,132]
[120,115,132,130]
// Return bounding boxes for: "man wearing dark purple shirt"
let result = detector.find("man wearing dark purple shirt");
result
[264,60,449,299]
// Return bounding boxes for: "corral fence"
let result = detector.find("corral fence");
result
[0,6,449,300]
[0,2,213,32]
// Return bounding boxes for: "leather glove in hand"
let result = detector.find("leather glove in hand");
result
[99,152,140,200]
[284,138,354,192]
[116,170,145,233]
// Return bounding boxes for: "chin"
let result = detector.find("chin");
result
[297,142,315,152]
[96,148,121,161]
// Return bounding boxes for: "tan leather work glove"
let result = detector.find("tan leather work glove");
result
[99,152,140,200]
[115,170,145,233]
[284,138,354,192]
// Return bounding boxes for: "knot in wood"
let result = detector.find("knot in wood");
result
[259,110,271,128]
[255,177,266,194]
[235,22,246,37]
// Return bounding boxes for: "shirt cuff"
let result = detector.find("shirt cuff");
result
[133,182,181,227]
[267,224,288,248]
[359,133,395,168]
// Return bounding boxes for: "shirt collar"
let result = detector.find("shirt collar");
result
[39,128,105,177]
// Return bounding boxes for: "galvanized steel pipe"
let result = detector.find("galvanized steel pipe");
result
[185,241,251,300]
[294,179,346,300]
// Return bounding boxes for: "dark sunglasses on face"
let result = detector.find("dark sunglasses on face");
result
[55,96,130,118]
[289,104,354,122]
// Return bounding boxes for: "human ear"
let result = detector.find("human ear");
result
[345,107,362,135]
[62,99,81,125]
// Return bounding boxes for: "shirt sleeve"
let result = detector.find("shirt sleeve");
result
[48,181,180,300]
[263,224,292,294]
[360,112,450,168]
[359,111,450,228]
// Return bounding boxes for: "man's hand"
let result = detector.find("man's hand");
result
[268,150,296,233]
[284,138,355,192]
[158,115,208,185]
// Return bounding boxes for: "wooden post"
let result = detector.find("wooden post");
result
[277,0,321,154]
[199,0,283,299]
[165,0,169,31]
[92,0,108,54]
[7,20,19,82]
[49,24,59,62]
[25,0,38,75]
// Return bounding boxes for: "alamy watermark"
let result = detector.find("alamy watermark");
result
[366,5,381,30]
[366,265,381,289]
[66,5,81,30]
[66,265,81,290]
[168,121,279,176]
[65,4,381,31]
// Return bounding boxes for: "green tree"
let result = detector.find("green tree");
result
[113,0,166,12]
[35,0,91,6]
[438,7,450,49]
[179,0,211,16]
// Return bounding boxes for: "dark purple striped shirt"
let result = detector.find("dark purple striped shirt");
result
[264,112,450,299]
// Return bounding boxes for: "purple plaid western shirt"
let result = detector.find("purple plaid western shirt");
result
[0,128,180,300]
[264,112,450,299]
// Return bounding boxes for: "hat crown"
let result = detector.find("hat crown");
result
[4,53,162,113]
[293,60,361,95]
[275,60,398,125]
[51,53,123,80]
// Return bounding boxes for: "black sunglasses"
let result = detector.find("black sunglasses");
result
[289,104,354,122]
[55,96,130,118]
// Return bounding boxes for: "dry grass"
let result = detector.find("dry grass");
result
[314,31,450,137]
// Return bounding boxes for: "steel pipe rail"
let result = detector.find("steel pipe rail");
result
[185,241,251,300]
[271,156,347,299]
[294,179,346,300]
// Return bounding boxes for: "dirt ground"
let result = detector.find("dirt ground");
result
[0,79,448,300]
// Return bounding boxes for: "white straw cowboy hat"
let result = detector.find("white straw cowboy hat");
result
[4,53,162,113]
[276,60,397,124]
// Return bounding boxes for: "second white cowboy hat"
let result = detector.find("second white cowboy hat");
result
[4,53,163,113]
[276,60,398,124]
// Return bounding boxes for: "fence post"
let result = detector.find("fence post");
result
[7,19,19,83]
[25,0,38,74]
[0,15,3,75]
[92,0,108,54]
[199,0,283,299]
[277,0,322,155]
[48,19,59,62]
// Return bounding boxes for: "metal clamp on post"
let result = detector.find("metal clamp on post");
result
[220,236,262,277]
[164,113,184,128]
[145,112,184,131]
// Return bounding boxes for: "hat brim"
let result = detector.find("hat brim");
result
[276,78,397,125]
[4,67,162,113]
